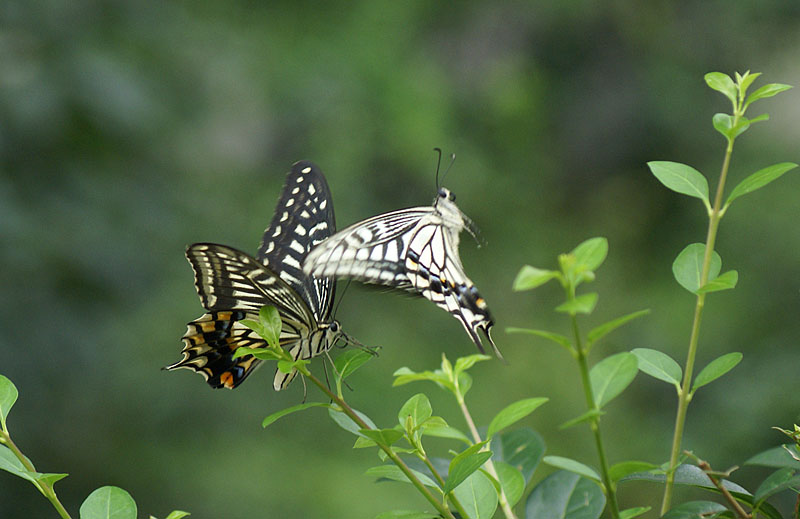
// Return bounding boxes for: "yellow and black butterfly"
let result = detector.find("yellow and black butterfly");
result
[168,161,346,389]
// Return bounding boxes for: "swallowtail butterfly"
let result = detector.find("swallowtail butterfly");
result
[168,161,345,389]
[303,182,499,357]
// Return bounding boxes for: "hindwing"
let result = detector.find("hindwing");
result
[303,189,499,356]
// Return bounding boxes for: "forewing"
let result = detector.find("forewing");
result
[303,207,433,289]
[257,161,336,320]
[187,243,314,329]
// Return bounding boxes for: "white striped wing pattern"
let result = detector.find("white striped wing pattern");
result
[303,187,498,356]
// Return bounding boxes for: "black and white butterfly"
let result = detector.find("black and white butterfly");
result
[302,177,499,357]
[168,161,346,389]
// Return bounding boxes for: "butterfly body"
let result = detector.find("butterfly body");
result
[303,186,498,356]
[169,162,345,389]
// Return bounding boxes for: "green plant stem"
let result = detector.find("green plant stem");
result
[696,459,750,519]
[455,393,519,519]
[661,131,737,514]
[571,316,620,519]
[0,429,72,519]
[420,455,470,518]
[302,370,456,519]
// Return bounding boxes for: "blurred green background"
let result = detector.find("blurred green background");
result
[2,1,799,517]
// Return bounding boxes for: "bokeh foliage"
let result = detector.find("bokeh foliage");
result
[1,1,799,517]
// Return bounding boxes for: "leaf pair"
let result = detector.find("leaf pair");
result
[632,348,742,396]
[648,161,797,218]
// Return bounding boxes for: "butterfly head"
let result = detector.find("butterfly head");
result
[323,319,345,345]
[437,187,456,203]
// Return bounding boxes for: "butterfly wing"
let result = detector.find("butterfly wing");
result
[405,221,499,357]
[257,161,337,322]
[169,243,317,389]
[303,199,499,356]
[303,206,433,290]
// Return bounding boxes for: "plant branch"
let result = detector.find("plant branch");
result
[571,315,620,519]
[0,429,72,519]
[661,125,737,514]
[697,459,751,519]
[302,370,456,519]
[456,394,519,519]
[420,455,470,518]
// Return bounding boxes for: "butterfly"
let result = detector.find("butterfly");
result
[168,161,346,389]
[302,180,499,357]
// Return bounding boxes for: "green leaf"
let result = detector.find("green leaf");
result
[620,463,748,494]
[494,461,525,507]
[486,397,548,439]
[36,472,69,487]
[457,372,473,397]
[392,368,453,391]
[587,309,650,346]
[609,461,657,483]
[276,358,308,374]
[258,305,282,347]
[749,113,769,124]
[420,420,471,445]
[365,465,440,489]
[746,83,793,107]
[493,428,545,483]
[713,113,750,140]
[725,162,798,207]
[672,243,721,294]
[572,237,608,271]
[353,436,376,448]
[526,471,605,519]
[262,402,328,428]
[704,72,737,104]
[691,352,742,393]
[375,511,439,519]
[398,393,433,430]
[359,428,404,446]
[559,409,605,430]
[80,486,137,519]
[164,512,191,519]
[737,71,761,96]
[0,446,40,483]
[648,161,710,207]
[334,349,374,381]
[239,319,264,339]
[745,445,800,469]
[0,375,18,427]
[512,265,559,291]
[445,450,493,494]
[662,501,727,519]
[543,456,602,482]
[697,270,738,294]
[453,354,491,375]
[555,292,598,315]
[631,348,683,388]
[754,467,800,504]
[452,470,497,519]
[327,406,376,437]
[505,328,573,353]
[590,352,638,408]
[620,507,651,519]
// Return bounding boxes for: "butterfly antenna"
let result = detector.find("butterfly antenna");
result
[324,350,354,392]
[433,147,443,190]
[441,152,456,185]
[332,279,352,320]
